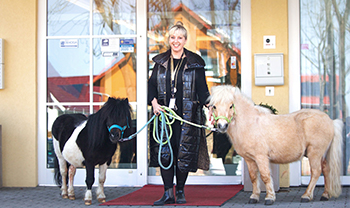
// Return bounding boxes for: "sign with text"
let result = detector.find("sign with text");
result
[101,38,120,57]
[60,39,78,48]
[120,39,134,53]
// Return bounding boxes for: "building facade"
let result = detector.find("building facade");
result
[0,0,349,188]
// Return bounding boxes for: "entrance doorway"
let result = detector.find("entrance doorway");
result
[38,0,245,186]
[147,0,243,185]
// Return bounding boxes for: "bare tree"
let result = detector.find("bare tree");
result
[301,0,350,121]
[300,1,328,111]
[332,0,350,121]
[325,0,337,119]
[95,0,119,33]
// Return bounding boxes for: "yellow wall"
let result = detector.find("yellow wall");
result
[0,0,38,186]
[251,0,290,187]
[251,0,289,114]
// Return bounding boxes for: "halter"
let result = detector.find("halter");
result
[108,117,130,138]
[212,104,235,124]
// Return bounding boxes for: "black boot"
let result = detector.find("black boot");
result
[176,187,186,204]
[153,187,175,206]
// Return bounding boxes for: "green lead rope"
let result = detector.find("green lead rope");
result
[122,105,217,169]
[161,106,217,131]
[153,106,216,170]
[153,108,175,170]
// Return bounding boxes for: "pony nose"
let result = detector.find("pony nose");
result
[217,123,228,131]
[110,130,121,143]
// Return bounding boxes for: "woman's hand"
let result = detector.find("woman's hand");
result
[151,98,163,116]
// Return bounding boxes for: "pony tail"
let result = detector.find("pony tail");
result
[53,153,62,187]
[326,119,343,198]
[53,153,69,188]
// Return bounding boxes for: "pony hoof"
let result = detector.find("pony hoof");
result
[62,194,68,199]
[248,198,258,204]
[98,198,106,203]
[68,195,75,200]
[301,198,310,203]
[264,199,274,205]
[320,196,329,201]
[84,200,92,205]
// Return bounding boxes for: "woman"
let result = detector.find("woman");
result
[148,21,210,205]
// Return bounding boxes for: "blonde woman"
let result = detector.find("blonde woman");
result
[148,21,210,205]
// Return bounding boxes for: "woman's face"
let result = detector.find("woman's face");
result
[169,30,187,55]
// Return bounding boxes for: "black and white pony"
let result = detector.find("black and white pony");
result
[52,97,131,205]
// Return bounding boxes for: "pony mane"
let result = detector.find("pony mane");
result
[209,85,274,116]
[209,85,234,105]
[86,97,131,151]
[255,105,273,114]
[209,85,255,107]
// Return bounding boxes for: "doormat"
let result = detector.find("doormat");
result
[100,184,243,206]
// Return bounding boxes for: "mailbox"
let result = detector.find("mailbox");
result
[254,53,284,86]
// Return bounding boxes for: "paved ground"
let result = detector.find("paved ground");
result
[0,185,349,208]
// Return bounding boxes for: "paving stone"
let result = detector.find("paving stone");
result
[0,186,348,208]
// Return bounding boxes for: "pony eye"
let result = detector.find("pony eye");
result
[213,106,216,110]
[230,105,233,109]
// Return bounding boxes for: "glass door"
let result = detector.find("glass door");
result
[38,0,148,186]
[39,0,247,186]
[299,0,350,186]
[289,0,350,186]
[147,0,243,184]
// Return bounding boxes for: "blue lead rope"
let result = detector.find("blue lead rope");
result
[119,111,174,169]
[118,115,156,142]
[119,106,216,169]
[153,111,174,170]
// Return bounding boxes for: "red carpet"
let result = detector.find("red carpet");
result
[100,184,243,206]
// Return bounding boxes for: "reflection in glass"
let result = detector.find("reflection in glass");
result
[147,0,241,177]
[148,1,241,90]
[47,0,90,36]
[93,0,136,35]
[47,39,90,102]
[300,0,350,176]
[93,38,137,102]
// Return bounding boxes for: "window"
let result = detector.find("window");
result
[46,0,137,169]
[300,0,350,176]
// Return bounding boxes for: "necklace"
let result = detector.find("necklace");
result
[170,53,184,95]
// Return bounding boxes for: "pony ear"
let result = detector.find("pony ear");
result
[124,98,129,103]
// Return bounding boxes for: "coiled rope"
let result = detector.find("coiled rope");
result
[120,106,217,169]
[153,108,174,169]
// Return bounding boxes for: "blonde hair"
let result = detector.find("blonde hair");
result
[168,21,187,40]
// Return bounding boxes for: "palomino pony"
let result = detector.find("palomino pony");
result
[52,97,131,205]
[209,85,343,205]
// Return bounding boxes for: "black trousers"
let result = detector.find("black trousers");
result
[161,119,188,190]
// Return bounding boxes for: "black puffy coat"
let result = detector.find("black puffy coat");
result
[148,48,210,172]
